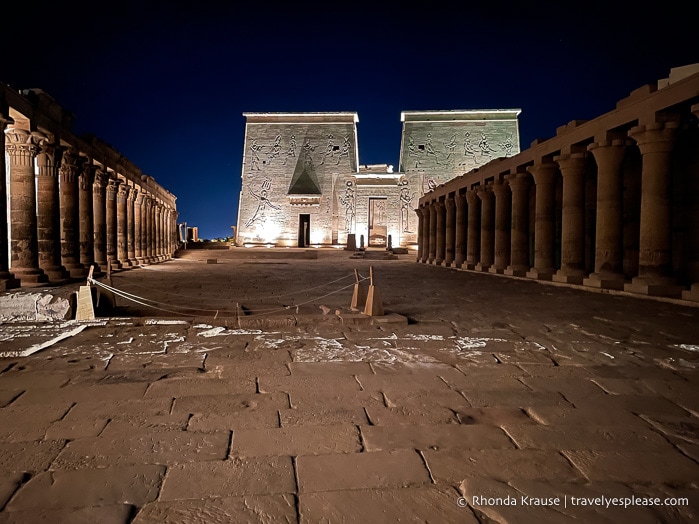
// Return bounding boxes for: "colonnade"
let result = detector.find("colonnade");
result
[1,85,178,289]
[417,67,699,301]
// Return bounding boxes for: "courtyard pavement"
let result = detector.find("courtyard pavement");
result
[0,248,698,523]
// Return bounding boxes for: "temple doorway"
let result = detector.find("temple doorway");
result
[368,198,387,247]
[298,214,311,247]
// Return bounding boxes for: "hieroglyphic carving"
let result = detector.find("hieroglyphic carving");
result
[338,180,355,233]
[283,134,297,165]
[319,134,335,165]
[245,179,281,227]
[399,177,417,233]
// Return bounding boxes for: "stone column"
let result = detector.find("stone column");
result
[155,203,163,261]
[35,139,69,281]
[127,187,138,265]
[505,174,530,276]
[427,202,437,264]
[583,140,628,289]
[106,177,119,269]
[0,117,20,290]
[145,196,154,263]
[116,183,129,267]
[416,207,424,262]
[454,193,467,268]
[444,195,456,266]
[134,190,145,264]
[465,190,480,270]
[475,186,494,271]
[79,162,96,271]
[5,128,48,284]
[526,162,558,280]
[92,171,108,268]
[553,153,588,284]
[490,179,511,274]
[435,201,446,265]
[420,206,430,263]
[625,122,683,296]
[58,149,86,277]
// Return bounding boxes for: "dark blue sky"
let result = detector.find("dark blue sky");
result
[4,1,697,239]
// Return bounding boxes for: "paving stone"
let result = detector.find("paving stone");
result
[526,404,647,428]
[145,377,256,398]
[676,442,699,462]
[641,379,699,413]
[519,376,606,400]
[258,375,361,394]
[370,362,467,383]
[172,392,289,415]
[45,418,109,440]
[205,358,291,379]
[461,389,570,409]
[132,494,297,524]
[99,414,190,435]
[0,402,73,442]
[459,477,567,523]
[0,472,25,511]
[423,449,584,484]
[454,406,535,426]
[0,371,70,390]
[590,378,658,395]
[51,430,230,469]
[188,411,281,432]
[455,363,528,380]
[638,414,699,444]
[289,389,384,410]
[297,450,431,493]
[107,353,205,372]
[355,373,450,392]
[503,424,674,451]
[365,404,459,425]
[289,361,373,375]
[232,424,361,456]
[0,505,134,524]
[362,424,515,451]
[279,407,368,427]
[563,450,699,483]
[0,390,21,408]
[495,350,557,365]
[12,383,148,406]
[518,364,595,378]
[652,485,699,522]
[0,440,65,475]
[300,487,476,523]
[64,397,172,421]
[6,465,164,510]
[160,456,295,500]
[571,394,690,418]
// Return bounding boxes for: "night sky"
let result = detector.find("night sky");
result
[4,1,697,239]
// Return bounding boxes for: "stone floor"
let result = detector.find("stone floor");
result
[0,248,698,523]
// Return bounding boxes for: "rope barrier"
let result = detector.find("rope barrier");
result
[88,272,368,318]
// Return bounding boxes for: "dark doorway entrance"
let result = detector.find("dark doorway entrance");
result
[298,214,311,247]
[368,198,387,247]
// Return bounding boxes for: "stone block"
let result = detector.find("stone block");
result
[563,450,699,483]
[289,389,384,410]
[0,505,135,524]
[6,465,165,510]
[160,456,295,500]
[423,449,584,484]
[172,392,289,415]
[300,487,475,523]
[145,377,256,398]
[12,383,148,406]
[0,440,66,474]
[361,424,515,452]
[258,375,362,394]
[296,450,431,493]
[64,397,172,421]
[132,494,297,523]
[288,361,373,375]
[51,430,230,469]
[279,407,369,427]
[45,418,109,440]
[232,424,361,457]
[188,411,281,432]
[365,405,459,425]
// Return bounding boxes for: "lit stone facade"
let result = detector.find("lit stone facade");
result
[236,110,521,248]
[417,64,699,301]
[1,84,178,289]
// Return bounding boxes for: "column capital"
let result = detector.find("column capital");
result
[106,177,120,198]
[476,185,494,201]
[628,121,679,154]
[59,148,81,183]
[491,179,510,198]
[79,162,97,190]
[504,173,530,192]
[4,128,41,166]
[554,152,588,178]
[445,194,455,210]
[526,162,558,185]
[465,189,479,205]
[127,186,139,203]
[36,138,60,177]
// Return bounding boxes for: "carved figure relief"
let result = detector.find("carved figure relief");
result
[478,132,497,160]
[283,134,297,165]
[443,134,457,164]
[399,178,417,233]
[319,134,335,165]
[267,135,282,164]
[248,139,263,171]
[302,139,316,168]
[246,179,281,227]
[501,133,514,157]
[336,136,352,165]
[338,180,355,233]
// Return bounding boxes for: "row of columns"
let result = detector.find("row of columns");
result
[1,125,178,289]
[417,120,691,298]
